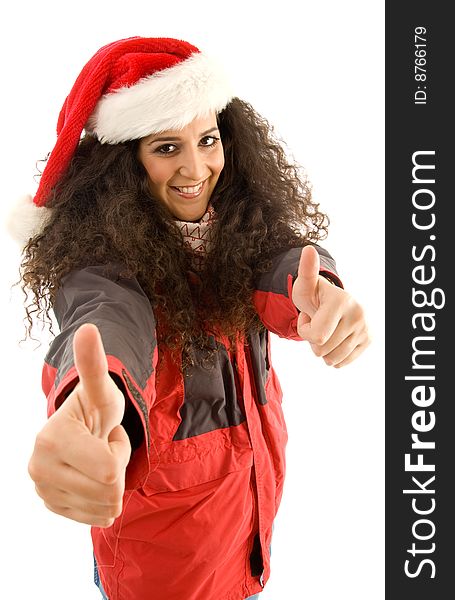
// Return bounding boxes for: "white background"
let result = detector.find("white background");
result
[0,1,384,598]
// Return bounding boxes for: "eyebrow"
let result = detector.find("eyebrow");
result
[147,127,220,145]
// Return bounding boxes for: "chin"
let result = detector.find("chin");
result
[176,204,209,222]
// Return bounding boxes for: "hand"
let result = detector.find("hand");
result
[291,245,371,367]
[28,323,131,527]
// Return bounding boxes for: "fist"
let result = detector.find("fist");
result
[28,323,131,527]
[292,245,371,367]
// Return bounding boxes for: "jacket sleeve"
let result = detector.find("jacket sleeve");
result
[252,244,343,340]
[42,264,157,490]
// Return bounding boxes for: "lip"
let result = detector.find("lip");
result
[170,179,207,199]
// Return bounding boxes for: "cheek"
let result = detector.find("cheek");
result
[212,150,225,177]
[142,157,170,186]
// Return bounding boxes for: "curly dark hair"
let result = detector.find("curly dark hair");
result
[20,97,329,368]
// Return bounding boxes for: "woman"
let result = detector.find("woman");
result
[15,36,370,599]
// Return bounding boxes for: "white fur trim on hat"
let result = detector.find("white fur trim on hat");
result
[5,194,52,246]
[87,52,233,143]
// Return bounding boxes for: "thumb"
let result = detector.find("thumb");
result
[73,323,124,438]
[292,245,321,316]
[296,245,320,293]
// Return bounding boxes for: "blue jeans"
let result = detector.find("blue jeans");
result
[94,554,260,599]
[93,555,109,599]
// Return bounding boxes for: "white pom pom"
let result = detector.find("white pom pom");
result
[4,194,52,247]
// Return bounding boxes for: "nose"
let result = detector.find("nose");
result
[178,147,208,182]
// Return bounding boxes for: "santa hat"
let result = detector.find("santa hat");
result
[8,36,233,245]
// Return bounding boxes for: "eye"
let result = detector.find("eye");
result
[155,143,177,155]
[200,135,220,147]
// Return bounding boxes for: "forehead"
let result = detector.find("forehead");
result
[142,113,218,144]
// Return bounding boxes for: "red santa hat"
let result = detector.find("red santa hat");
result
[8,36,233,245]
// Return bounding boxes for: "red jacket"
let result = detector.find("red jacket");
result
[42,246,341,600]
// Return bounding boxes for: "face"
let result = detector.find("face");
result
[138,113,225,222]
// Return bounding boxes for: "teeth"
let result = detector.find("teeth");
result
[174,182,203,194]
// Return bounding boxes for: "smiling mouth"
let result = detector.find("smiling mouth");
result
[170,180,206,198]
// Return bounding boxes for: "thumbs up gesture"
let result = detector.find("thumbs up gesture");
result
[28,323,131,527]
[291,245,371,367]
